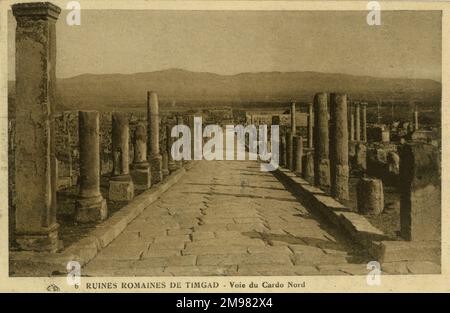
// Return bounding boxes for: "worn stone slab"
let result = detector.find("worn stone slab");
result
[163,265,238,276]
[373,240,441,263]
[197,253,293,266]
[339,212,387,243]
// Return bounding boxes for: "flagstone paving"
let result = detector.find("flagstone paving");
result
[83,159,371,276]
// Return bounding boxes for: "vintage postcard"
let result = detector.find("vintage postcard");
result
[0,0,448,294]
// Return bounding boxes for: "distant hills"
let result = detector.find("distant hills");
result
[8,69,441,111]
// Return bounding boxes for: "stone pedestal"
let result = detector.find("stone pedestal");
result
[330,93,349,200]
[399,143,440,241]
[109,112,134,201]
[147,92,163,182]
[76,111,108,222]
[313,93,330,188]
[132,121,151,190]
[293,136,303,175]
[13,3,62,251]
[357,177,384,215]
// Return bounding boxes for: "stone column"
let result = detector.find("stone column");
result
[161,118,170,177]
[355,102,361,142]
[349,103,355,141]
[414,105,419,131]
[175,115,184,168]
[290,102,296,134]
[355,142,367,172]
[307,103,313,149]
[399,143,440,241]
[76,111,108,222]
[293,136,303,175]
[302,152,314,184]
[167,119,177,172]
[12,3,61,252]
[188,115,195,161]
[362,102,367,142]
[313,93,330,188]
[147,91,163,184]
[285,130,294,170]
[357,178,384,215]
[280,134,287,167]
[330,93,349,200]
[109,112,134,201]
[132,121,151,190]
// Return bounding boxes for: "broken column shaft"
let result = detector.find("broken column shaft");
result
[109,112,134,201]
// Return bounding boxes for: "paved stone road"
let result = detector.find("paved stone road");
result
[83,159,371,276]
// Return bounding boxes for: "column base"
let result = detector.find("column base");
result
[168,161,177,172]
[302,152,314,184]
[150,155,163,184]
[15,224,61,253]
[109,176,134,201]
[132,163,151,190]
[315,159,331,188]
[75,195,108,223]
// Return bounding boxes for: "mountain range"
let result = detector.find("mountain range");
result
[8,69,441,111]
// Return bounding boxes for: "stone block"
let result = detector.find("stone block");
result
[109,179,134,201]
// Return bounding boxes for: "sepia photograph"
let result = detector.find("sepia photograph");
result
[0,0,446,293]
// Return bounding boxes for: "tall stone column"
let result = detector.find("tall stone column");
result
[414,105,419,131]
[175,115,184,168]
[280,134,286,167]
[167,119,177,172]
[355,102,361,142]
[188,115,196,161]
[313,93,330,188]
[147,91,163,184]
[161,118,170,177]
[109,112,134,201]
[349,103,355,141]
[13,3,61,252]
[362,102,367,142]
[76,111,107,222]
[399,143,440,241]
[329,93,349,200]
[290,102,296,135]
[307,103,313,149]
[285,130,294,170]
[293,136,303,175]
[132,121,151,190]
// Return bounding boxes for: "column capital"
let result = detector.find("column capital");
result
[12,2,61,20]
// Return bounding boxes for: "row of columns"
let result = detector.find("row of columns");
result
[279,93,440,242]
[10,1,182,252]
[349,102,367,142]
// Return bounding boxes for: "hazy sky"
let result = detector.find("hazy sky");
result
[8,10,442,81]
